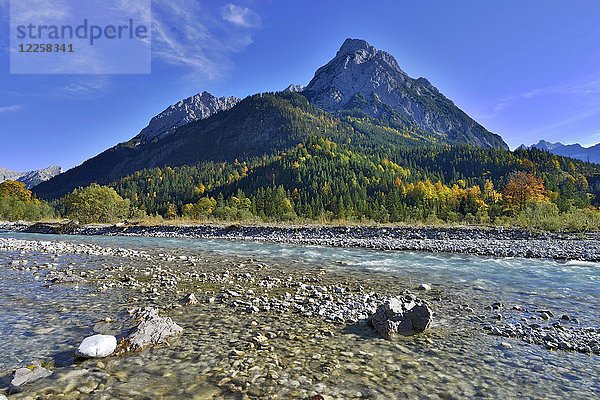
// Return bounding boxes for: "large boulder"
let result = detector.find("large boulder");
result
[76,334,117,358]
[369,298,433,339]
[120,307,183,352]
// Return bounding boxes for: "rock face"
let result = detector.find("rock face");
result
[0,166,62,188]
[120,307,183,352]
[303,38,507,149]
[76,334,117,358]
[139,91,240,141]
[368,298,433,338]
[10,365,52,391]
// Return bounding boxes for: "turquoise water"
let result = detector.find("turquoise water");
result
[2,230,598,323]
[0,230,599,399]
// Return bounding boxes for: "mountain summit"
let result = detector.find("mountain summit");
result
[304,38,507,149]
[139,91,240,141]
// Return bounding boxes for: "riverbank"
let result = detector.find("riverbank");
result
[1,221,599,261]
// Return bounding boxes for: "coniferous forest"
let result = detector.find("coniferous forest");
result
[103,138,600,230]
[8,92,599,231]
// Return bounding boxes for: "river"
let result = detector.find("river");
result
[0,230,598,399]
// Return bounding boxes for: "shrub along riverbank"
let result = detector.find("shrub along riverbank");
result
[1,178,600,233]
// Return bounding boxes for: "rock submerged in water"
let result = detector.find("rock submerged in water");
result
[368,298,433,339]
[119,307,183,352]
[10,364,52,392]
[76,334,117,358]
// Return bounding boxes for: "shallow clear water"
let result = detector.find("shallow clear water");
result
[0,230,598,399]
[3,230,597,322]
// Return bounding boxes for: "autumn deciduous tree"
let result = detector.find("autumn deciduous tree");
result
[64,184,130,224]
[503,172,547,211]
[0,180,54,221]
[0,180,32,202]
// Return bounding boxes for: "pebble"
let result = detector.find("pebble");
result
[179,293,198,305]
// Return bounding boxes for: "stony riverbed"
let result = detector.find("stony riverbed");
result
[0,233,598,399]
[3,221,599,262]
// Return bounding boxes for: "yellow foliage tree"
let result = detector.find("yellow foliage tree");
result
[0,180,32,202]
[502,172,547,211]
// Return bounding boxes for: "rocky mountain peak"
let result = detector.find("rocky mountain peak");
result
[535,140,565,151]
[336,38,375,56]
[0,165,62,188]
[334,38,404,73]
[303,38,413,114]
[303,38,507,149]
[283,84,305,93]
[139,91,240,141]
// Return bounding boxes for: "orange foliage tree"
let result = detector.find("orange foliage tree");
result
[502,172,547,211]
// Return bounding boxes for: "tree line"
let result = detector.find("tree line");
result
[2,139,600,231]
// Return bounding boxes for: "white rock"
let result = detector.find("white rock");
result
[76,334,117,358]
[418,283,432,291]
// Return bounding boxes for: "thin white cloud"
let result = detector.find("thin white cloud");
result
[152,1,261,80]
[222,4,261,28]
[481,78,600,120]
[9,0,70,25]
[581,132,600,147]
[0,105,22,113]
[526,105,600,137]
[61,77,111,97]
[2,0,261,92]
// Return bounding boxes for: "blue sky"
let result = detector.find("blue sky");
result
[1,0,599,171]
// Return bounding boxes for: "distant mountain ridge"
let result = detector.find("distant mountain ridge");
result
[0,166,62,188]
[34,38,510,200]
[520,140,600,164]
[283,84,305,93]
